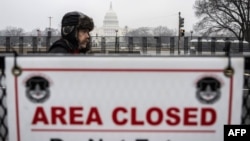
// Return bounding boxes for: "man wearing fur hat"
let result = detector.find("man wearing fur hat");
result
[48,11,94,54]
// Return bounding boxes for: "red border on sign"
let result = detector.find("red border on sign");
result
[14,68,233,141]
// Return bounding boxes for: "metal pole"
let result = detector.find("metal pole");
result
[115,30,118,53]
[191,31,193,40]
[115,30,118,46]
[178,12,181,55]
[48,16,52,31]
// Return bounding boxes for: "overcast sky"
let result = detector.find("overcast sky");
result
[0,0,199,32]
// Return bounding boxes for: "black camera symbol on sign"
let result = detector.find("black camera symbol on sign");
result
[196,77,221,104]
[26,76,50,103]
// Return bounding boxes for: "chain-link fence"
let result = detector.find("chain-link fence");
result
[0,56,8,141]
[242,58,250,124]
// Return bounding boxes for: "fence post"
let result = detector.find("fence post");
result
[211,37,216,55]
[5,37,10,52]
[46,31,51,52]
[32,37,38,53]
[197,37,202,55]
[142,37,147,54]
[128,37,133,53]
[170,37,175,55]
[184,37,189,54]
[89,36,93,50]
[155,36,161,55]
[19,37,24,54]
[239,40,243,54]
[115,36,119,53]
[224,37,230,56]
[101,37,106,54]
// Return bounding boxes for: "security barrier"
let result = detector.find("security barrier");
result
[0,40,250,141]
[0,36,249,55]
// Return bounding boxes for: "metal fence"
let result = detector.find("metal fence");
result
[0,36,250,141]
[0,36,249,55]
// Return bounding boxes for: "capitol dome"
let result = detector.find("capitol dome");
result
[91,2,129,38]
[103,2,119,28]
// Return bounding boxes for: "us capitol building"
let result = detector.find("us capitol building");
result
[90,3,129,38]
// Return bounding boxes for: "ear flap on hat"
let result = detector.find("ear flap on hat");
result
[62,26,75,36]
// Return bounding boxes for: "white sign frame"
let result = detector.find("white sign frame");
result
[5,56,244,141]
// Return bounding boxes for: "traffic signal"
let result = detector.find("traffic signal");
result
[180,29,185,37]
[179,17,184,28]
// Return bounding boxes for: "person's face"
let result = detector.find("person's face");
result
[78,29,90,49]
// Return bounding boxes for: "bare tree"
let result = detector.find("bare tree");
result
[194,0,250,42]
[153,26,176,36]
[126,27,152,36]
[0,30,4,36]
[4,26,24,36]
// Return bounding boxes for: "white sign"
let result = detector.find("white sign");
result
[5,56,244,141]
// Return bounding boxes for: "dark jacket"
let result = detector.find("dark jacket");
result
[48,38,90,54]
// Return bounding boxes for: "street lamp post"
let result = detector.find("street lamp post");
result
[115,30,118,37]
[95,33,98,47]
[37,29,41,47]
[178,12,181,55]
[190,31,193,40]
[37,29,40,36]
[48,16,52,31]
[48,16,52,37]
[115,30,118,53]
